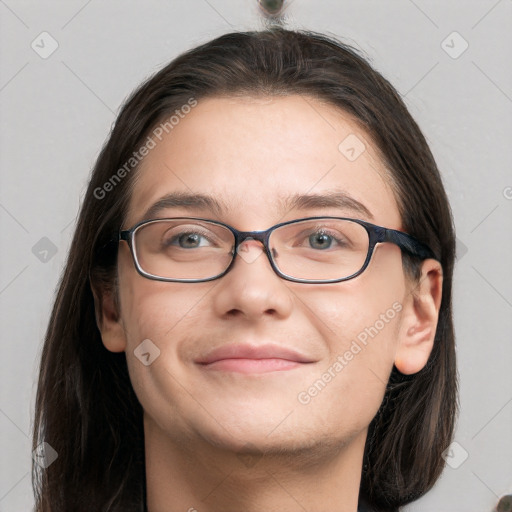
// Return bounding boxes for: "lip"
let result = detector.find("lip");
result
[195,344,316,374]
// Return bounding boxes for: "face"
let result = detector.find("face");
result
[109,95,414,458]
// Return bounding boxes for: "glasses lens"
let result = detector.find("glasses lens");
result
[133,219,234,280]
[270,219,370,281]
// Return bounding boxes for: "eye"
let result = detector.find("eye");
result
[172,232,210,249]
[162,227,217,249]
[302,229,349,250]
[308,232,334,250]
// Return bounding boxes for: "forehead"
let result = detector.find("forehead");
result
[125,95,401,229]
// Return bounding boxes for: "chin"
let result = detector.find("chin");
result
[191,406,345,455]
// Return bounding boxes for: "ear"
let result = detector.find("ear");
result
[90,280,127,353]
[394,259,443,375]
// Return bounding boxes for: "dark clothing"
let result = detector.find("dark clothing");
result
[358,495,399,512]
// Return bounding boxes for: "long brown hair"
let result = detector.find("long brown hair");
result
[32,27,457,512]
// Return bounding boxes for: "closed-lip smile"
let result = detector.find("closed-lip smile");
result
[195,344,317,374]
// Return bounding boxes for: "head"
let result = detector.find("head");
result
[32,28,457,511]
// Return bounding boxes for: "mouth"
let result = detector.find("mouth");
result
[195,344,317,374]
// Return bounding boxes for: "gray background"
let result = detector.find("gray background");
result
[1,1,511,511]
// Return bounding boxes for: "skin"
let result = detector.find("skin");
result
[96,95,443,512]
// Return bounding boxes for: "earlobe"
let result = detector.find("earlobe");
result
[90,281,127,353]
[394,259,443,375]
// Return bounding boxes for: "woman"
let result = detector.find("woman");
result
[32,27,457,512]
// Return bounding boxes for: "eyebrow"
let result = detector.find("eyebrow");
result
[281,191,374,220]
[140,190,374,222]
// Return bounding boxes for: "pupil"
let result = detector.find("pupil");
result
[180,233,200,247]
[310,233,331,249]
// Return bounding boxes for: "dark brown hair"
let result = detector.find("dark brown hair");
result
[32,27,457,512]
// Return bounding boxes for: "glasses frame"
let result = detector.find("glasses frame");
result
[119,216,437,284]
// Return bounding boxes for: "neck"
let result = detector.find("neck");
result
[144,414,366,512]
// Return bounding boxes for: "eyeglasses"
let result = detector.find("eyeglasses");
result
[119,216,437,284]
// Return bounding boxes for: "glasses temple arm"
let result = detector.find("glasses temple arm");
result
[383,229,438,261]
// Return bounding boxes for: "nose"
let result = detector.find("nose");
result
[212,237,293,320]
[235,237,267,265]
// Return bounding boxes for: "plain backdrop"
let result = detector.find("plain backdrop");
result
[0,1,511,511]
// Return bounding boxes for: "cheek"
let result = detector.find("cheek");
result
[296,287,403,436]
[117,246,209,345]
[116,266,214,388]
[303,246,406,374]
[116,270,210,433]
